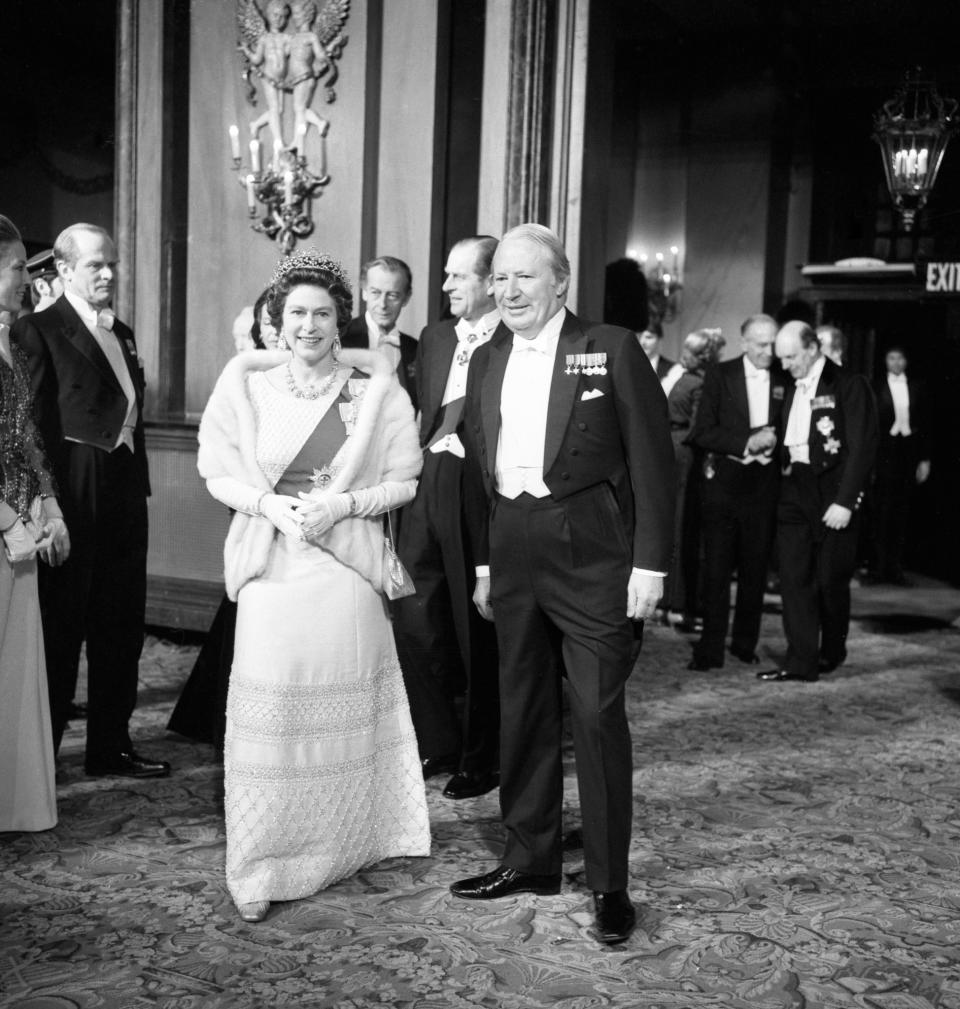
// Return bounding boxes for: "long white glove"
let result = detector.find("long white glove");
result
[206,475,271,516]
[298,479,417,542]
[3,518,37,564]
[259,493,304,539]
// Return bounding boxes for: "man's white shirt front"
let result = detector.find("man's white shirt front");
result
[784,354,827,465]
[739,355,773,466]
[64,289,136,452]
[887,372,912,436]
[495,308,564,499]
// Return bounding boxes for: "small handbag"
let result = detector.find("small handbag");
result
[383,509,415,600]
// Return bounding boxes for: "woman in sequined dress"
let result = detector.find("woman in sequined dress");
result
[0,214,70,832]
[197,250,429,922]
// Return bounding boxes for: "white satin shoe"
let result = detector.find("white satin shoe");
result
[237,900,270,922]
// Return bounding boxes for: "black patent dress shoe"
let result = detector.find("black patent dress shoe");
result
[68,701,88,719]
[443,770,499,800]
[756,668,819,683]
[85,751,172,778]
[421,755,459,779]
[687,656,720,671]
[729,648,760,665]
[450,865,562,900]
[593,890,636,944]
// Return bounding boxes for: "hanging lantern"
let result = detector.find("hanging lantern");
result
[872,69,957,231]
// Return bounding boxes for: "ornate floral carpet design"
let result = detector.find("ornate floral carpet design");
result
[3,578,960,1009]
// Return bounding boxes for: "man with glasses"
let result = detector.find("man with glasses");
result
[343,255,418,411]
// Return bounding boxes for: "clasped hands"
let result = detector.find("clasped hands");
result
[259,491,352,542]
[2,515,70,566]
[745,426,777,458]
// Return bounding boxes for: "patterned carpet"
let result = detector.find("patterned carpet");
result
[2,578,960,1009]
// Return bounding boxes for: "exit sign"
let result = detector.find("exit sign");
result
[925,263,960,293]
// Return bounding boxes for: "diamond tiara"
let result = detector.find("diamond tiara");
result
[270,248,351,292]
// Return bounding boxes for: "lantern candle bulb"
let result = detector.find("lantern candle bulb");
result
[229,124,241,162]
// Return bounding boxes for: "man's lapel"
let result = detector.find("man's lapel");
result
[732,357,749,423]
[55,297,122,391]
[543,311,588,474]
[481,323,512,463]
[429,321,457,421]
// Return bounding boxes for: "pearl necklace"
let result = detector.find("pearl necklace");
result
[286,362,340,400]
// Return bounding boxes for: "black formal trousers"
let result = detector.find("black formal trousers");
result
[39,441,148,761]
[490,487,634,894]
[872,434,915,579]
[777,465,858,677]
[695,461,778,665]
[392,450,499,771]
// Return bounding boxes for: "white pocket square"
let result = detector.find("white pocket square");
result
[581,389,604,401]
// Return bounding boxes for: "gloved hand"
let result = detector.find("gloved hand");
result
[298,492,352,543]
[3,518,38,564]
[259,493,304,539]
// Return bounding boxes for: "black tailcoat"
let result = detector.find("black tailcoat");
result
[11,296,150,761]
[775,357,877,675]
[689,355,786,664]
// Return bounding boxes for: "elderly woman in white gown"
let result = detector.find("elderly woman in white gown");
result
[197,250,429,922]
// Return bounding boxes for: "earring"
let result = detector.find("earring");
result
[332,335,341,360]
[277,334,288,351]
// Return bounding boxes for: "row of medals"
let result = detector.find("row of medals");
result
[565,353,608,376]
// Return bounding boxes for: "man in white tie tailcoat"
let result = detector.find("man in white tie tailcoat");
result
[452,224,675,945]
[757,321,877,684]
[11,223,168,778]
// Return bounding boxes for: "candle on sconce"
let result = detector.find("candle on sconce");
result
[906,147,918,178]
[319,132,327,179]
[639,252,648,264]
[284,170,294,207]
[670,245,680,275]
[273,139,283,172]
[229,124,241,161]
[250,139,261,174]
[246,174,256,214]
[655,251,664,278]
[295,123,307,154]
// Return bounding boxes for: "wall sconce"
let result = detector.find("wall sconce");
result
[636,246,683,324]
[873,68,957,231]
[229,124,331,255]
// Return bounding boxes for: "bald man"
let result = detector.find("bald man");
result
[758,322,876,683]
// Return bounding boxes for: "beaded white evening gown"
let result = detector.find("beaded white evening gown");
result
[223,377,429,905]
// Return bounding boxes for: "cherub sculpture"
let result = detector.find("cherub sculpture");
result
[288,0,332,144]
[237,0,349,150]
[238,0,291,147]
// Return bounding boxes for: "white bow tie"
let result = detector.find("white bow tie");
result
[513,337,551,355]
[889,373,906,383]
[97,309,115,331]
